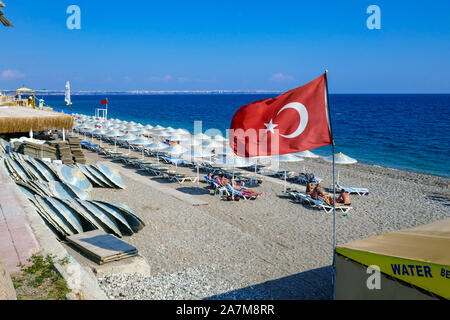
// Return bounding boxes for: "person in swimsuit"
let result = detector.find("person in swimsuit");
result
[231,178,262,197]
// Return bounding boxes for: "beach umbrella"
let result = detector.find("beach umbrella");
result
[172,128,190,135]
[271,154,304,192]
[168,134,189,142]
[323,152,357,184]
[180,138,201,147]
[163,144,188,173]
[152,125,166,131]
[105,130,124,152]
[117,133,137,141]
[201,140,223,149]
[144,124,154,130]
[151,131,171,138]
[181,148,213,161]
[293,150,320,176]
[212,134,227,142]
[145,142,169,163]
[213,155,252,181]
[181,148,213,185]
[164,144,188,156]
[134,129,151,136]
[145,142,169,151]
[323,152,357,165]
[125,126,139,133]
[130,137,153,159]
[130,137,153,145]
[294,150,320,158]
[193,133,210,140]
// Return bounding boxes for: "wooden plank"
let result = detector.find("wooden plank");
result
[66,230,138,264]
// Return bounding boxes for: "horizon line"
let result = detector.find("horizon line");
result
[1,90,449,95]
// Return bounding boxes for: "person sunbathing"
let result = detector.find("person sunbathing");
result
[336,190,351,206]
[311,184,350,207]
[231,179,262,197]
[311,183,326,200]
[305,174,314,195]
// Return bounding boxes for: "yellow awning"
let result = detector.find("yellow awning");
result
[16,87,33,92]
[336,218,450,298]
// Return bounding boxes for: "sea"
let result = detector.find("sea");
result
[41,94,450,179]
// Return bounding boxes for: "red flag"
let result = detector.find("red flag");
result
[230,74,332,157]
[101,99,108,105]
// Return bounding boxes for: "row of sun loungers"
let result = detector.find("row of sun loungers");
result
[80,141,199,185]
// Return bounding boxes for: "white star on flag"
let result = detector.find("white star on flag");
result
[264,119,278,134]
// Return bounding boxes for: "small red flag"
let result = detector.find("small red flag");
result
[230,74,332,157]
[101,99,108,105]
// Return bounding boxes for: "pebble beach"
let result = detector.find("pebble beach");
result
[77,136,450,300]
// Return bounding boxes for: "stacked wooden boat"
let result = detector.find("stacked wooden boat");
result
[0,149,145,239]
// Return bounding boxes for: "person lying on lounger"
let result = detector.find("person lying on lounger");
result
[231,178,262,197]
[312,184,349,206]
[208,173,227,186]
[336,190,351,205]
[311,183,334,205]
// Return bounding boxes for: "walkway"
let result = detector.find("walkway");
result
[0,165,40,274]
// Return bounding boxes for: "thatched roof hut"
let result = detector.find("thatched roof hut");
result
[0,107,73,133]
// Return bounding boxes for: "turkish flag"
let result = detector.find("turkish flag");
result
[230,74,332,157]
[101,99,108,105]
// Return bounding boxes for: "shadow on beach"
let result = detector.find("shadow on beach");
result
[204,265,333,300]
[176,186,210,195]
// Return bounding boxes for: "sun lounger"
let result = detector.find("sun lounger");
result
[286,190,316,205]
[207,177,228,197]
[166,172,198,184]
[225,184,256,200]
[238,176,261,187]
[336,184,369,196]
[145,165,170,176]
[304,195,352,214]
[293,173,320,184]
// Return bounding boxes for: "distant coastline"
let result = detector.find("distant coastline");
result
[1,90,284,96]
[2,90,448,96]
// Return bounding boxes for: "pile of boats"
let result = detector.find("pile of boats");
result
[0,139,145,238]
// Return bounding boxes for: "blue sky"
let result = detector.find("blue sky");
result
[0,0,449,92]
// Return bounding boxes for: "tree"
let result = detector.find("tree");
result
[0,1,14,27]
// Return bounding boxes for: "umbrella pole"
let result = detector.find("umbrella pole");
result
[197,163,199,186]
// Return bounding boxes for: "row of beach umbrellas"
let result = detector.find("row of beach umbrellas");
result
[72,114,358,184]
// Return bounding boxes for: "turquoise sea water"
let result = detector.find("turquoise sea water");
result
[42,94,450,178]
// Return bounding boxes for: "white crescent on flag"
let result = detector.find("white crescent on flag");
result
[276,102,309,139]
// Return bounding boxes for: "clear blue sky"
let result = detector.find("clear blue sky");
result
[0,0,449,92]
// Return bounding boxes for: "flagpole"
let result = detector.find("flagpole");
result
[324,70,336,300]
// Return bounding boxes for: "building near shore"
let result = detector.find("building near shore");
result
[335,217,450,300]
